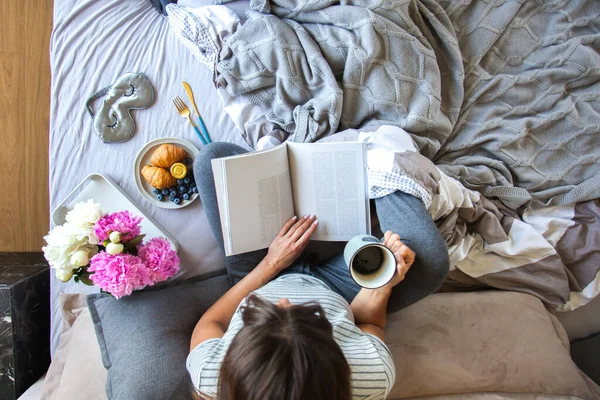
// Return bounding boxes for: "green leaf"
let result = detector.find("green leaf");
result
[103,239,110,247]
[131,234,146,245]
[79,275,94,286]
[74,276,80,283]
[130,234,146,246]
[73,266,88,277]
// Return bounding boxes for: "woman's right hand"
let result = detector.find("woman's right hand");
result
[264,215,319,272]
[380,230,416,290]
[191,215,317,350]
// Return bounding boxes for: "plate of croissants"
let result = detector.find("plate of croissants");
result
[134,138,200,209]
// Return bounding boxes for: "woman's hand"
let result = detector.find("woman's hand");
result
[381,230,416,289]
[191,216,317,349]
[264,215,319,272]
[352,231,416,340]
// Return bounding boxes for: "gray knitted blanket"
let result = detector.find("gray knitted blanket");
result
[216,0,600,210]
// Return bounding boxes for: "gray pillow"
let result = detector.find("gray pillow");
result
[87,272,232,400]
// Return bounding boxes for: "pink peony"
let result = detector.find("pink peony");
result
[94,211,142,243]
[88,252,153,299]
[138,237,180,282]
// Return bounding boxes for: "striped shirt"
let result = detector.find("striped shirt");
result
[187,274,395,399]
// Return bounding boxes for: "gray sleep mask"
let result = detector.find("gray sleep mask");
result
[86,72,154,143]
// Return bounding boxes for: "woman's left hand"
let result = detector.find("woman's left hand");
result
[264,215,319,272]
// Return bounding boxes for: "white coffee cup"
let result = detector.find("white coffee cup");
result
[343,234,396,289]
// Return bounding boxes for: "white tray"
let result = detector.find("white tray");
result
[51,173,179,252]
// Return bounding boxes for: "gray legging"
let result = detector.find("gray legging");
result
[194,142,449,313]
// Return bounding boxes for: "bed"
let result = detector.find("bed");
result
[46,0,600,398]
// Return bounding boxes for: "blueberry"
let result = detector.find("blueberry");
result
[187,188,193,194]
[156,194,163,201]
[169,193,175,200]
[190,181,197,188]
[182,193,190,200]
[192,187,198,193]
[184,158,193,165]
[184,177,191,184]
[161,189,169,196]
[177,179,184,185]
[174,198,181,205]
[153,188,160,195]
[179,185,187,193]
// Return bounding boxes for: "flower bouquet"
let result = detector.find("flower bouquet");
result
[43,200,180,298]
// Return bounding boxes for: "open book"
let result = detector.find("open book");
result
[212,142,370,256]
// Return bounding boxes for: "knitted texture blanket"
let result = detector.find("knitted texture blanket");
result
[166,0,600,311]
[215,0,600,210]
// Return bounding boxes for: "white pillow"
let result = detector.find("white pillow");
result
[41,294,107,400]
[166,4,241,69]
[178,0,250,20]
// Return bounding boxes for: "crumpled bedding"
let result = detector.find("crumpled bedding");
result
[168,0,600,310]
[319,126,600,311]
[214,0,600,210]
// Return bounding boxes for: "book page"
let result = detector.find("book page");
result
[211,160,230,253]
[214,144,294,255]
[287,142,370,241]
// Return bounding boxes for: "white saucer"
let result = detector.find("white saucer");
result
[134,138,200,209]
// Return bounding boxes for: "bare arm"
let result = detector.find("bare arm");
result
[350,231,415,341]
[190,257,279,350]
[350,287,392,340]
[190,215,319,351]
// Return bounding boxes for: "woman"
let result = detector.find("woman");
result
[189,142,449,400]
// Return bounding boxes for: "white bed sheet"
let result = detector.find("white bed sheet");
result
[49,0,247,355]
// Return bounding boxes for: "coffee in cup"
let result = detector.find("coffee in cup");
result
[343,235,396,289]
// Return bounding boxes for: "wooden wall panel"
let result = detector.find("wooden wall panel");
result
[0,1,53,251]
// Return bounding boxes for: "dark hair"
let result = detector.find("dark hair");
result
[213,294,352,400]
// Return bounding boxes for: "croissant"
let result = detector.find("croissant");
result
[142,165,177,189]
[150,144,188,168]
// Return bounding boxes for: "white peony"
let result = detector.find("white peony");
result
[68,223,98,245]
[43,224,98,272]
[43,225,81,270]
[65,199,103,226]
[106,242,124,255]
[65,200,103,245]
[43,200,103,284]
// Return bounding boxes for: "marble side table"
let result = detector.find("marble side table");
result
[0,253,50,400]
